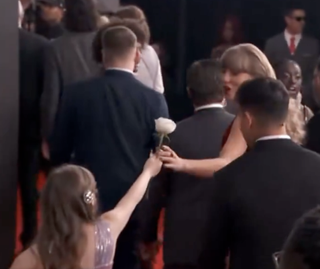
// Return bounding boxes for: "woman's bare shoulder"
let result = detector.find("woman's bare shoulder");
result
[10,247,41,269]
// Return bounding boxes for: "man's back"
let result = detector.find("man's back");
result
[163,107,234,265]
[19,29,48,143]
[51,70,168,210]
[200,139,320,269]
[41,32,103,138]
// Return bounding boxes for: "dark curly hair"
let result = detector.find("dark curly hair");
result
[283,206,320,269]
[64,0,99,32]
[92,18,149,64]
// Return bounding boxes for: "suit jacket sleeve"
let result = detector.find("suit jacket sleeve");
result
[152,92,169,119]
[49,87,75,166]
[199,170,232,269]
[41,43,62,139]
[305,115,320,154]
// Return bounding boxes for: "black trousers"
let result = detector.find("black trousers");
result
[113,218,141,269]
[18,143,40,248]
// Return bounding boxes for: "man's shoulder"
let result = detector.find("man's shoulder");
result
[266,33,283,44]
[298,145,320,161]
[19,29,48,47]
[216,152,252,177]
[303,35,319,45]
[133,79,164,101]
[65,77,104,95]
[176,109,234,129]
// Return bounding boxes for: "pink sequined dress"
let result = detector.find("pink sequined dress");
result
[94,220,114,269]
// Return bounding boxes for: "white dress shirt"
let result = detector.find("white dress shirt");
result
[135,45,164,94]
[284,30,302,50]
[195,103,224,112]
[256,135,291,142]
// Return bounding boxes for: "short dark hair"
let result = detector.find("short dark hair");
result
[187,59,224,105]
[284,2,305,16]
[92,18,148,63]
[101,26,137,60]
[236,77,289,124]
[283,207,320,269]
[64,0,98,32]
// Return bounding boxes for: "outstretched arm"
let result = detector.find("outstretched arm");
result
[160,117,247,177]
[102,154,162,241]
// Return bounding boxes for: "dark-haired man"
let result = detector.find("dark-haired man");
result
[141,60,234,269]
[305,60,320,153]
[35,0,65,40]
[50,26,168,269]
[199,78,320,269]
[278,207,320,269]
[19,2,49,247]
[264,5,319,111]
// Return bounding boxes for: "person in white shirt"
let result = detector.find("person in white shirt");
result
[114,5,164,93]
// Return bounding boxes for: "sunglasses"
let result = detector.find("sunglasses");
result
[293,16,305,22]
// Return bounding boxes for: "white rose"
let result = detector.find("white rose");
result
[155,118,176,135]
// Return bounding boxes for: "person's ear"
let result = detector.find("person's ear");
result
[244,111,253,128]
[133,48,141,72]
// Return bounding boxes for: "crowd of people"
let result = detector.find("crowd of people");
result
[13,0,320,269]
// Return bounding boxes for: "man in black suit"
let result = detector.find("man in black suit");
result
[306,59,320,153]
[264,4,319,111]
[50,26,168,269]
[199,78,320,269]
[141,60,234,269]
[19,16,49,247]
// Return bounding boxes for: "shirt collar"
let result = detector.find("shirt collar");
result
[195,103,224,112]
[284,29,302,42]
[256,135,291,142]
[105,67,134,74]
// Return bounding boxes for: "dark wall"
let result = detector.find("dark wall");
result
[0,0,19,268]
[122,0,320,73]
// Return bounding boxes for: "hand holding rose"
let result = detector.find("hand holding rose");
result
[155,118,176,148]
[159,146,186,172]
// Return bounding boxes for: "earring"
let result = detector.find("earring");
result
[83,190,94,205]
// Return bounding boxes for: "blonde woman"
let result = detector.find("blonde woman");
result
[160,43,305,177]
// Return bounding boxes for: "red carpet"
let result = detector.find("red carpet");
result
[15,174,164,269]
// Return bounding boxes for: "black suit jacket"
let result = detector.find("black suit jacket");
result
[41,32,102,138]
[199,139,320,269]
[142,107,234,265]
[305,112,320,154]
[19,29,49,145]
[50,70,169,211]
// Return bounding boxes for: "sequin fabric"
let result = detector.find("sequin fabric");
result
[95,220,114,269]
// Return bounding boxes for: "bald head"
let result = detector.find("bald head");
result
[101,26,139,69]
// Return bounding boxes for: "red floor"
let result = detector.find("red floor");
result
[15,174,164,269]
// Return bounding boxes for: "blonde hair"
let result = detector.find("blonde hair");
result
[222,43,305,144]
[221,43,276,79]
